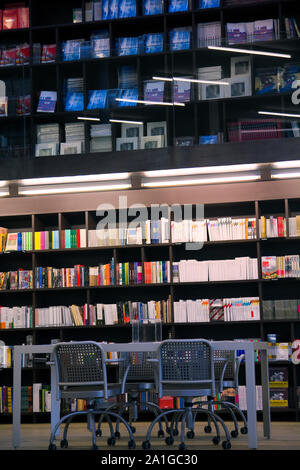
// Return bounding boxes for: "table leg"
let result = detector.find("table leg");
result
[244,346,257,449]
[260,348,271,439]
[12,349,21,448]
[50,363,61,438]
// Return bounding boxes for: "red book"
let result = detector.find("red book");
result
[16,43,30,65]
[76,229,80,248]
[159,396,174,409]
[278,217,284,238]
[17,7,29,28]
[0,11,3,30]
[3,8,18,29]
[61,230,65,249]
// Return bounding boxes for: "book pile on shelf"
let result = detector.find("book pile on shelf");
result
[171,219,207,243]
[91,30,110,58]
[260,216,286,238]
[284,18,300,39]
[32,383,51,413]
[61,228,86,249]
[255,63,300,95]
[227,119,283,142]
[83,0,137,21]
[267,342,292,361]
[174,297,259,323]
[5,231,32,251]
[226,19,279,45]
[115,261,143,285]
[172,256,258,282]
[35,123,59,157]
[89,261,115,286]
[207,217,256,241]
[0,344,12,367]
[197,65,224,100]
[61,39,89,62]
[37,91,57,114]
[0,270,33,290]
[197,0,220,8]
[61,122,85,155]
[143,32,164,54]
[0,43,30,66]
[0,386,13,413]
[237,386,262,411]
[115,36,139,56]
[1,4,29,30]
[142,0,164,15]
[269,366,289,408]
[90,124,112,153]
[168,0,190,12]
[0,306,33,329]
[173,77,192,103]
[35,305,86,327]
[261,255,300,279]
[144,260,170,284]
[263,299,300,320]
[64,77,84,112]
[169,27,192,51]
[34,231,59,250]
[35,265,89,289]
[289,215,300,237]
[197,22,221,48]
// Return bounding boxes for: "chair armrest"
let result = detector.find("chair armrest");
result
[214,358,228,392]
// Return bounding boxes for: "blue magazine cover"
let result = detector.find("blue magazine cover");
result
[169,28,191,50]
[65,92,84,111]
[280,64,300,93]
[102,0,110,19]
[116,36,139,55]
[168,0,189,12]
[199,0,220,8]
[144,33,164,53]
[87,90,108,109]
[199,135,218,144]
[119,0,136,18]
[117,88,138,106]
[143,0,164,15]
[109,0,119,19]
[37,91,57,113]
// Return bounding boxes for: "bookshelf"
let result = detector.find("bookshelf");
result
[0,0,300,180]
[0,194,300,421]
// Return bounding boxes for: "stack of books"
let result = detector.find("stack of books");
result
[207,217,257,241]
[62,122,85,154]
[90,124,112,153]
[0,306,33,329]
[91,30,110,58]
[2,5,29,30]
[36,123,59,156]
[88,261,115,286]
[35,305,87,327]
[197,65,223,99]
[0,227,8,252]
[226,19,280,45]
[263,299,300,320]
[0,270,33,290]
[259,216,286,238]
[116,261,143,285]
[34,231,59,250]
[197,22,222,48]
[144,261,171,284]
[64,77,84,112]
[262,255,300,279]
[35,265,89,288]
[62,229,87,249]
[288,216,300,237]
[5,232,33,251]
[227,119,283,142]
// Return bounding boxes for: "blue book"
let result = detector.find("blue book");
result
[37,91,57,113]
[168,0,189,13]
[280,65,300,93]
[144,33,164,53]
[109,0,119,18]
[64,92,84,111]
[199,0,220,8]
[116,36,139,55]
[143,0,163,15]
[199,135,218,144]
[117,88,138,106]
[18,232,22,251]
[119,0,136,18]
[102,0,110,19]
[87,90,108,109]
[169,27,191,51]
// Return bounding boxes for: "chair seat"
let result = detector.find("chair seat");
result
[162,384,213,398]
[125,381,156,392]
[60,383,122,400]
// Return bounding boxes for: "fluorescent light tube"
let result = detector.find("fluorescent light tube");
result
[21,173,130,186]
[142,175,260,188]
[258,111,300,118]
[115,98,185,107]
[271,171,300,180]
[77,117,101,121]
[272,160,300,169]
[208,45,291,59]
[143,164,259,178]
[152,76,173,82]
[152,76,229,85]
[109,119,143,125]
[19,183,131,196]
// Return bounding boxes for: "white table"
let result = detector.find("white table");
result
[12,340,270,450]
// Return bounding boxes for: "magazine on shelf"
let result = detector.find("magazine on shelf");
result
[199,0,220,8]
[64,92,84,111]
[143,33,164,54]
[119,0,137,18]
[117,88,139,106]
[169,27,191,51]
[143,0,164,15]
[173,78,191,102]
[255,67,282,94]
[116,36,139,56]
[168,0,190,12]
[37,91,57,113]
[87,90,108,109]
[144,80,165,102]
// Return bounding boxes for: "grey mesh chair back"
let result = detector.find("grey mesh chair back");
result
[54,341,108,398]
[214,349,241,390]
[120,351,155,381]
[157,339,216,397]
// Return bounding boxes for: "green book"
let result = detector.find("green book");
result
[65,229,71,248]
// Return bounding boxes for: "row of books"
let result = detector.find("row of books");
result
[0,306,33,329]
[173,257,258,282]
[35,265,93,289]
[263,300,300,320]
[0,270,33,290]
[226,19,280,44]
[0,6,29,30]
[174,297,260,322]
[0,43,30,66]
[0,345,12,368]
[260,216,287,239]
[268,342,292,362]
[261,255,300,279]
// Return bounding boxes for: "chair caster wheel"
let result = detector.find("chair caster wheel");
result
[130,426,136,434]
[222,441,231,450]
[212,436,220,445]
[241,426,248,435]
[48,443,57,450]
[107,437,116,446]
[165,436,174,446]
[60,439,68,448]
[142,440,151,450]
[115,431,121,439]
[231,430,239,438]
[96,429,102,437]
[128,439,136,449]
[187,430,195,439]
[204,425,212,433]
[179,443,187,451]
[157,430,165,438]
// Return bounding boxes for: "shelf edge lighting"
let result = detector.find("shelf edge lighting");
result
[77,117,101,121]
[143,163,259,178]
[19,183,131,196]
[109,119,143,125]
[207,45,292,59]
[272,160,300,169]
[20,173,130,186]
[258,111,300,119]
[115,98,185,107]
[271,170,300,180]
[152,76,229,86]
[142,174,260,188]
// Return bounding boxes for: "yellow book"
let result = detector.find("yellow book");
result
[296,215,300,237]
[34,232,41,250]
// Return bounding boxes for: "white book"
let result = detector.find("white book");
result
[33,383,42,412]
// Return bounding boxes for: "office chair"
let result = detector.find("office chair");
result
[96,351,168,439]
[48,341,136,450]
[141,339,232,450]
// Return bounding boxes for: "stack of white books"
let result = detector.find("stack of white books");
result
[197,21,222,48]
[171,220,207,243]
[208,257,258,281]
[207,217,257,241]
[237,386,262,411]
[174,299,210,323]
[90,124,112,153]
[223,297,260,321]
[197,65,223,100]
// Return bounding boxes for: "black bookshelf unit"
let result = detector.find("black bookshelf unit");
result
[0,0,300,180]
